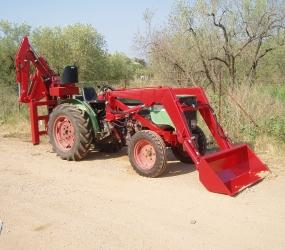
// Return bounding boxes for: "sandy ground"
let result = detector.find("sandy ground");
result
[0,136,284,250]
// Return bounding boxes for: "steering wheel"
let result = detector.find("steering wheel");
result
[98,84,115,93]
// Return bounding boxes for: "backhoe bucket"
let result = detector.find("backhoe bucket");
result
[198,144,269,196]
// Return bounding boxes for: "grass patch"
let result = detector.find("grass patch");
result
[270,85,285,103]
[0,85,30,137]
[202,83,285,151]
[260,84,285,103]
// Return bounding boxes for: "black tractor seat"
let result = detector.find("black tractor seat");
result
[81,87,105,110]
[82,87,98,102]
[81,87,104,102]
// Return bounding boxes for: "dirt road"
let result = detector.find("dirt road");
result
[0,136,284,250]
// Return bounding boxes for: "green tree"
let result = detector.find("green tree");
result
[108,53,144,82]
[0,20,144,88]
[32,23,109,83]
[136,0,285,88]
[0,20,31,85]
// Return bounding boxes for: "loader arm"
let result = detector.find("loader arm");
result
[105,87,231,163]
[105,87,269,195]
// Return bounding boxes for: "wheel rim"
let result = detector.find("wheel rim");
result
[134,139,156,170]
[53,115,75,151]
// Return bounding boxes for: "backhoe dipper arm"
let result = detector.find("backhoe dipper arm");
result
[15,36,59,103]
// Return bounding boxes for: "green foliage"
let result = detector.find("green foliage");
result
[206,84,285,145]
[108,53,144,81]
[0,85,29,124]
[259,84,285,102]
[272,86,285,102]
[0,20,146,88]
[265,115,285,141]
[257,39,285,84]
[138,0,285,87]
[0,20,31,85]
[32,24,109,82]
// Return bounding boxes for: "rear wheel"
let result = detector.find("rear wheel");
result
[128,130,167,177]
[48,103,93,161]
[172,126,207,163]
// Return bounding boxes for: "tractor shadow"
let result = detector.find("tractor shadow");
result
[85,147,196,178]
[161,149,196,177]
[84,147,129,161]
[84,143,257,178]
[162,162,196,177]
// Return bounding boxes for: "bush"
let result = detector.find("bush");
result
[0,85,29,136]
[206,83,285,147]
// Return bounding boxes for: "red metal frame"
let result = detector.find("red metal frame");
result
[15,36,79,144]
[28,99,57,144]
[105,87,231,162]
[104,87,269,196]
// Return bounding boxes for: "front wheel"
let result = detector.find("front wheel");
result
[128,130,167,177]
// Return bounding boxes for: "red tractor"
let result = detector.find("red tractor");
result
[15,37,269,196]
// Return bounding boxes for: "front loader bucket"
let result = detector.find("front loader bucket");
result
[198,144,269,196]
